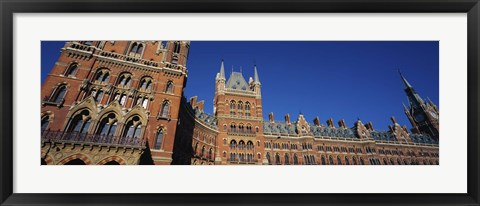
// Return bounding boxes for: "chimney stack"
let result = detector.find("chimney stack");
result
[338,119,347,128]
[313,116,320,126]
[285,113,291,124]
[269,112,275,123]
[327,118,334,128]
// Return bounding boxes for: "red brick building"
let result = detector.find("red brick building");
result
[41,41,439,165]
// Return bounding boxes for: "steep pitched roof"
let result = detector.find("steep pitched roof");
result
[226,71,249,91]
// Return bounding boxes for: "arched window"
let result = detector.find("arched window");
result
[275,153,281,165]
[245,102,251,111]
[117,73,132,87]
[41,115,50,132]
[129,42,144,57]
[96,113,117,136]
[166,81,174,93]
[337,156,342,165]
[160,101,170,118]
[293,154,299,165]
[345,157,350,165]
[122,116,142,139]
[390,158,396,165]
[201,146,205,157]
[383,158,388,165]
[360,157,365,165]
[329,156,334,165]
[208,148,213,160]
[230,100,236,110]
[66,110,91,134]
[65,63,78,76]
[321,156,326,165]
[139,77,153,90]
[155,128,164,149]
[266,153,271,164]
[50,85,67,103]
[194,142,198,155]
[237,101,243,110]
[94,69,110,83]
[352,156,358,165]
[284,153,290,165]
[238,140,245,149]
[247,141,254,150]
[230,140,237,149]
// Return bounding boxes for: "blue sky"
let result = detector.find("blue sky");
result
[42,41,439,131]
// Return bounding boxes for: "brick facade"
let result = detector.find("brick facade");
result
[41,41,439,165]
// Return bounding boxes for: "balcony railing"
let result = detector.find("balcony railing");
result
[41,130,146,148]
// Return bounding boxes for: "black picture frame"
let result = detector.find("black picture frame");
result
[1,0,479,205]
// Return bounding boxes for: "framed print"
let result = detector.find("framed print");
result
[1,0,479,205]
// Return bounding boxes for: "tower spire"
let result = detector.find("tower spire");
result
[254,64,260,84]
[398,69,412,89]
[219,59,225,80]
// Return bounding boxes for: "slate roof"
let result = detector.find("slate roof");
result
[226,72,250,91]
[262,120,438,145]
[194,108,218,128]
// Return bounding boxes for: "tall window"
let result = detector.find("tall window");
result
[275,153,281,165]
[96,113,117,136]
[230,100,236,110]
[119,94,127,106]
[142,98,149,109]
[66,110,91,134]
[160,101,170,118]
[293,154,299,165]
[50,85,67,103]
[284,154,290,165]
[173,41,181,53]
[337,156,342,165]
[230,140,237,149]
[155,128,164,149]
[41,115,50,132]
[329,156,334,165]
[166,81,174,93]
[94,90,104,103]
[65,63,78,76]
[123,116,142,139]
[266,153,271,164]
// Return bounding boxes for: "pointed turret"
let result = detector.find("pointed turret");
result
[398,69,412,89]
[399,70,424,109]
[254,64,260,84]
[218,59,226,80]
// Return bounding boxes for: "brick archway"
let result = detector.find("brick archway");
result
[97,156,127,165]
[58,154,92,165]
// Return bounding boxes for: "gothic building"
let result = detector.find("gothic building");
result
[41,41,439,165]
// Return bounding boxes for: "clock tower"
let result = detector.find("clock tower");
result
[400,71,439,141]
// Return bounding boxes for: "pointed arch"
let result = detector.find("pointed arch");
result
[97,156,127,165]
[57,154,92,165]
